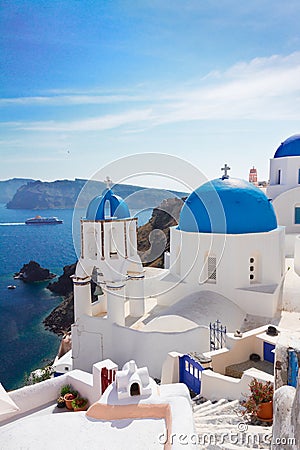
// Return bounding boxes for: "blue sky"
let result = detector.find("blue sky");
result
[1,0,300,188]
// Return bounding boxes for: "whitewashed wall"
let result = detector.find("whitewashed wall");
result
[165,227,285,317]
[72,314,210,379]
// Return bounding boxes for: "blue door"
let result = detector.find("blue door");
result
[264,342,275,364]
[179,355,204,395]
[288,349,299,388]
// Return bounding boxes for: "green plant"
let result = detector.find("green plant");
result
[241,378,274,417]
[72,397,88,409]
[60,384,77,397]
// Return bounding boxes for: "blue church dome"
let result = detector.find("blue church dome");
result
[86,188,130,221]
[178,178,277,234]
[274,134,300,158]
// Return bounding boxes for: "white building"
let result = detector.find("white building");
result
[267,134,300,256]
[71,172,285,378]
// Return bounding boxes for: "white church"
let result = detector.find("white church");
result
[68,135,300,379]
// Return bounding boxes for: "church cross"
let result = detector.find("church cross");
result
[221,164,231,179]
[104,176,112,189]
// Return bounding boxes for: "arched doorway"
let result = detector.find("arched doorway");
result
[130,382,140,396]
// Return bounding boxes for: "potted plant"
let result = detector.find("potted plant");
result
[72,397,89,412]
[56,395,66,408]
[61,385,78,410]
[64,392,78,410]
[241,378,274,421]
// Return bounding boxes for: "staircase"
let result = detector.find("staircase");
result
[192,398,272,449]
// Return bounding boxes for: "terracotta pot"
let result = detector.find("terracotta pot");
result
[257,401,273,421]
[64,394,77,410]
[73,404,88,412]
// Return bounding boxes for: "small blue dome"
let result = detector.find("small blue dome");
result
[274,134,300,158]
[178,178,277,234]
[86,189,130,221]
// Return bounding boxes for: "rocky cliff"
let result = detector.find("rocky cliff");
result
[43,264,76,334]
[43,293,75,335]
[137,197,184,268]
[43,196,185,334]
[47,263,76,297]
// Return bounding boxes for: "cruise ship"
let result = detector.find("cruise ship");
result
[25,215,63,225]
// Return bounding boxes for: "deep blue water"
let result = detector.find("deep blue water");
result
[0,205,151,391]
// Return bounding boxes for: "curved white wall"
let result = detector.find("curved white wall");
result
[272,187,300,233]
[294,235,300,276]
[267,155,300,200]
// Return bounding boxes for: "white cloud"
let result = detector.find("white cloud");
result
[15,109,154,132]
[2,52,300,132]
[0,94,151,106]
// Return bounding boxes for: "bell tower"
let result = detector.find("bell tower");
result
[73,179,145,326]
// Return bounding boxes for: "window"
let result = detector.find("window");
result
[277,169,281,185]
[109,227,118,258]
[295,207,300,224]
[207,255,217,283]
[298,169,300,184]
[249,257,256,283]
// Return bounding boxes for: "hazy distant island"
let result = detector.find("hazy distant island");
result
[43,196,184,334]
[0,178,34,203]
[1,178,187,210]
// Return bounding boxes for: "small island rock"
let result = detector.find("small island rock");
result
[14,261,56,282]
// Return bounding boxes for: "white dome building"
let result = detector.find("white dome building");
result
[267,134,300,256]
[166,176,285,318]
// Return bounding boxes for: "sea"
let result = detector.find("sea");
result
[0,204,151,391]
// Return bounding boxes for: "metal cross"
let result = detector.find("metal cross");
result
[104,176,112,189]
[221,164,231,179]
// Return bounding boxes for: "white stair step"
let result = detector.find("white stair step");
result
[193,398,228,416]
[192,400,212,412]
[194,413,242,425]
[194,402,241,419]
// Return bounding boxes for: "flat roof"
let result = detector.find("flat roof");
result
[1,403,165,450]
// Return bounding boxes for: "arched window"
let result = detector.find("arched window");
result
[109,227,118,258]
[104,199,111,218]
